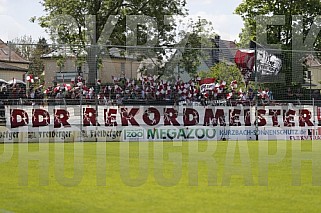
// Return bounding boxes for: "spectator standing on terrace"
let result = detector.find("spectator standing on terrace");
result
[116,94,122,105]
[199,93,207,106]
[294,88,303,105]
[240,92,247,101]
[9,84,17,101]
[312,90,321,100]
[266,88,273,100]
[55,90,63,105]
[287,88,294,100]
[247,87,254,102]
[29,88,35,105]
[0,85,7,100]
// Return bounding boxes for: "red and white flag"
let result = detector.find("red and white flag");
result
[227,92,233,100]
[26,75,34,83]
[230,80,237,89]
[63,83,72,91]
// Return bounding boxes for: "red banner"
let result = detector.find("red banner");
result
[200,78,215,85]
[234,49,255,83]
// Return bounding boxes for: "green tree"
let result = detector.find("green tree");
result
[178,18,215,76]
[29,38,51,86]
[234,0,321,93]
[235,0,321,48]
[36,0,188,84]
[161,18,216,80]
[237,19,255,48]
[11,37,50,86]
[199,62,245,89]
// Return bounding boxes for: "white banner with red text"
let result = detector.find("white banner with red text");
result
[2,105,320,142]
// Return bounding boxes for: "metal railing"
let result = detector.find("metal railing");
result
[0,98,319,107]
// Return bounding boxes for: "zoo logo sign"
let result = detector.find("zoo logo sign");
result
[123,129,145,140]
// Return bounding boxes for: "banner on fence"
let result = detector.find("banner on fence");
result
[1,105,319,142]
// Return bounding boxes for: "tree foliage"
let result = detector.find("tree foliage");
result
[178,18,215,76]
[160,18,216,80]
[29,38,51,85]
[234,0,321,88]
[235,0,321,49]
[38,0,187,45]
[11,36,50,85]
[40,0,186,45]
[36,0,218,83]
[236,19,255,48]
[199,62,245,89]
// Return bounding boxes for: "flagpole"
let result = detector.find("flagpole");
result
[254,42,259,141]
[313,98,315,142]
[80,83,83,142]
[95,52,99,143]
[26,75,29,100]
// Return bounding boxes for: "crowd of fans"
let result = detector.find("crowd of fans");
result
[0,75,277,106]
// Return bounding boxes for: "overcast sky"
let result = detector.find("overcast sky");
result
[0,0,244,43]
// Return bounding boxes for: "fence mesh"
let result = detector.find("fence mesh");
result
[1,42,321,141]
[0,42,320,107]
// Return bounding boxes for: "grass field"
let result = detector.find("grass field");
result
[0,141,321,213]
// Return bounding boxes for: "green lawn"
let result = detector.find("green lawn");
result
[0,141,321,213]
